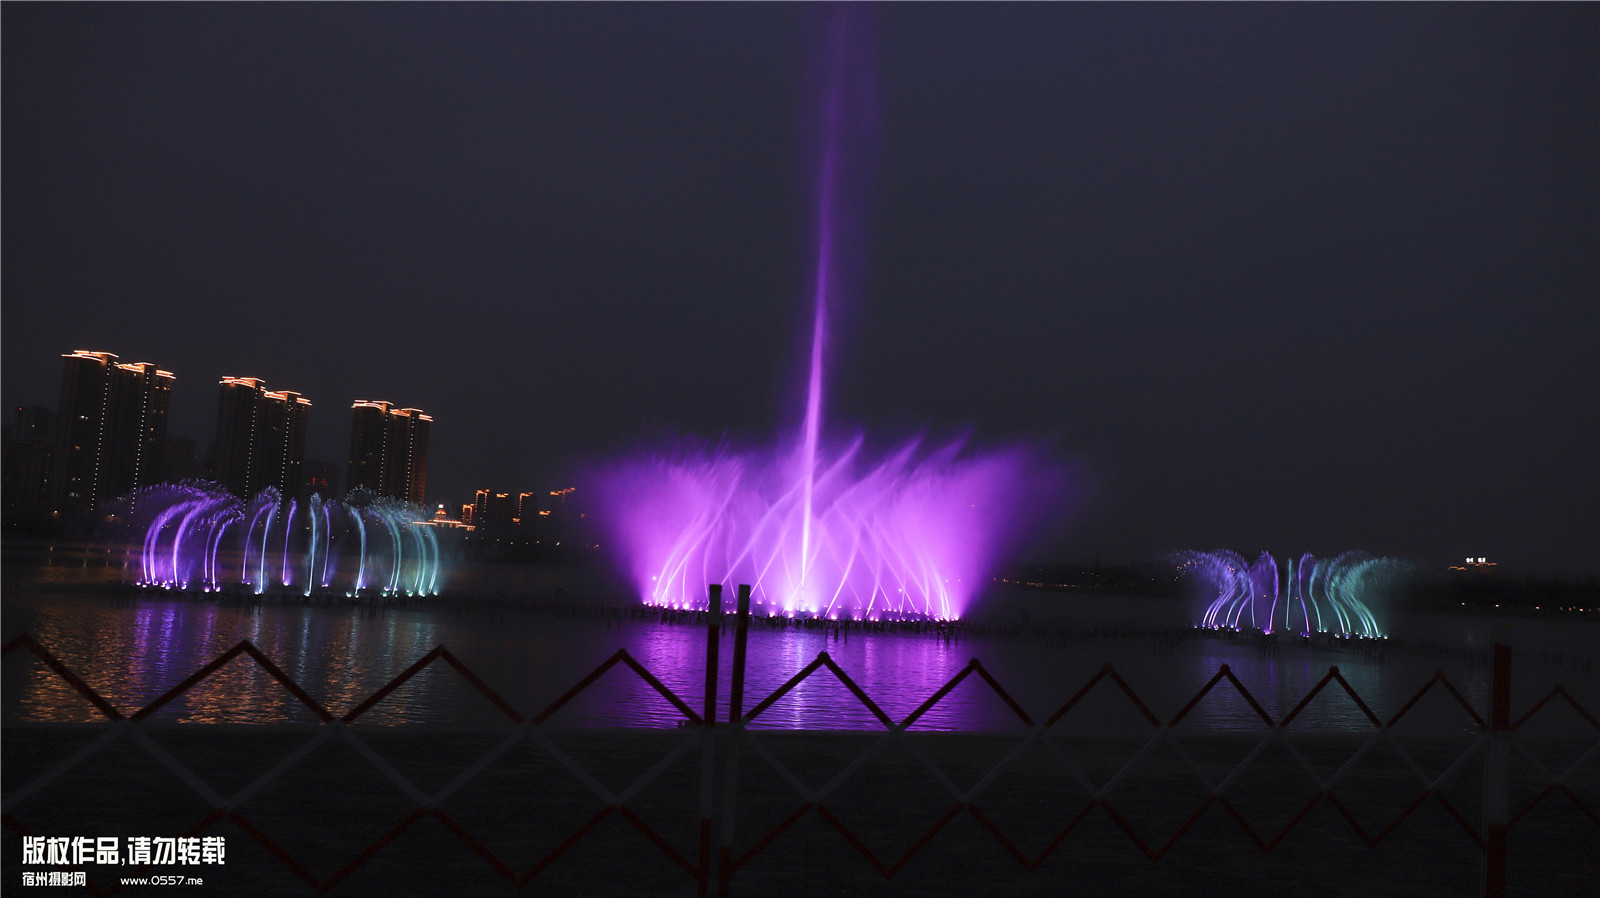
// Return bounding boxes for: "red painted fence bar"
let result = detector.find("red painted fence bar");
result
[718,583,752,898]
[3,588,1596,897]
[1484,642,1511,898]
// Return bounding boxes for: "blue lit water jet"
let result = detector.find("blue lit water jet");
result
[1173,550,1408,638]
[128,483,444,596]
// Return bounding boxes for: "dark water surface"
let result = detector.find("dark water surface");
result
[5,552,1597,733]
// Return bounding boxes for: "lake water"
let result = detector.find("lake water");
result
[4,548,1597,734]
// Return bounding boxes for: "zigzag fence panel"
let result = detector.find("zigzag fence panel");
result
[3,583,1596,897]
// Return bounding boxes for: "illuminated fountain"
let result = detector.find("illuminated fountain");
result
[595,9,1059,620]
[128,483,443,596]
[1173,550,1408,638]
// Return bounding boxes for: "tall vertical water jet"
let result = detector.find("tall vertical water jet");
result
[595,7,1062,619]
[798,10,852,606]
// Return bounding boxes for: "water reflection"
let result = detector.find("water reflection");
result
[4,588,1595,733]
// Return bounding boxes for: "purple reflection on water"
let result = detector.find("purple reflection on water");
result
[12,588,1585,734]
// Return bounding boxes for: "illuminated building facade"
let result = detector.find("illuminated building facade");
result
[56,351,116,514]
[54,350,174,514]
[466,489,543,539]
[517,491,539,535]
[471,488,517,537]
[212,377,311,499]
[542,486,585,547]
[347,400,430,505]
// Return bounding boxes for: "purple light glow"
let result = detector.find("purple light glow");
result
[595,8,1061,620]
[596,435,1053,620]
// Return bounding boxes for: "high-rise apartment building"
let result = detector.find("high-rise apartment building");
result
[347,400,430,505]
[103,361,174,499]
[466,489,542,540]
[211,377,311,499]
[3,406,57,527]
[56,351,115,514]
[54,350,174,514]
[471,488,517,536]
[516,491,539,536]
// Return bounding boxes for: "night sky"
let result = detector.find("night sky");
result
[4,4,1596,576]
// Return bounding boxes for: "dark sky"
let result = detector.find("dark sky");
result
[5,4,1596,576]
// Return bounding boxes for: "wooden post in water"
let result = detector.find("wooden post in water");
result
[718,584,752,897]
[729,584,752,721]
[698,584,722,898]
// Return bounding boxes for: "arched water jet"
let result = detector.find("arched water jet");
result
[1173,549,1406,638]
[124,483,445,596]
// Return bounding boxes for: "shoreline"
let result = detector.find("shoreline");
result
[5,537,1598,623]
[10,579,1597,675]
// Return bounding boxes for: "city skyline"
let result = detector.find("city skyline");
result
[6,344,595,519]
[5,348,448,519]
[3,5,1595,575]
[1,338,1578,580]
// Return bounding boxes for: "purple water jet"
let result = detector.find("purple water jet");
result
[596,8,1060,620]
[598,435,1051,619]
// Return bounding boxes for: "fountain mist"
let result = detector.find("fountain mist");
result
[1173,549,1408,637]
[127,483,444,596]
[596,8,1061,620]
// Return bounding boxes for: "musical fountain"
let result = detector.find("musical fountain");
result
[128,483,443,596]
[1173,549,1408,638]
[595,8,1059,620]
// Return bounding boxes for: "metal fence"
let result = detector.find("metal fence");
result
[4,583,1597,896]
